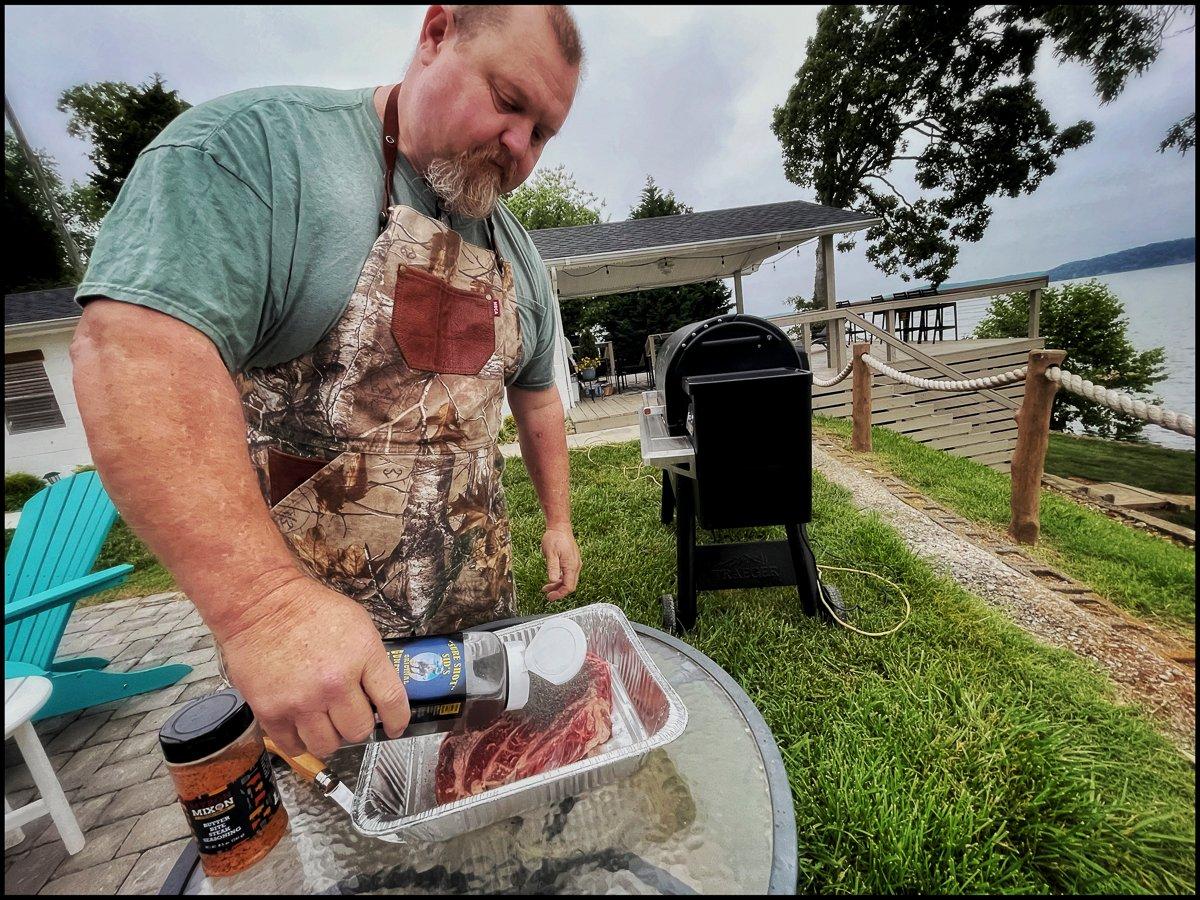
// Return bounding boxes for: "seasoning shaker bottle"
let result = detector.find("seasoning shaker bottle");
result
[159,688,289,877]
[376,617,589,740]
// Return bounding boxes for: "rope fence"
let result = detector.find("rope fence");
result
[841,344,1193,546]
[860,355,1029,391]
[812,361,853,388]
[1047,367,1195,438]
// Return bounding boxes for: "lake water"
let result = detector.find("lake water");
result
[954,262,1196,451]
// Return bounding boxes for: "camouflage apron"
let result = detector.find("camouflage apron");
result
[236,85,522,637]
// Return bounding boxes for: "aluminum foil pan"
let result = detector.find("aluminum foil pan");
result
[351,603,688,842]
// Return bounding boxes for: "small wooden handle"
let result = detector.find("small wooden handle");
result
[262,736,328,781]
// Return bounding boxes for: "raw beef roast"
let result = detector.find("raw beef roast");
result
[435,652,613,803]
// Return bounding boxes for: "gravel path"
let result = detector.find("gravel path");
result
[811,440,1195,759]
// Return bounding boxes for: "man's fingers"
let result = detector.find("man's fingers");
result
[328,687,378,746]
[361,648,411,739]
[296,712,344,760]
[563,553,580,592]
[261,720,305,758]
[546,547,562,585]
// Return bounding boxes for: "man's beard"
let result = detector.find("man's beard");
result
[423,146,509,219]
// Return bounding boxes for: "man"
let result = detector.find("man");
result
[70,5,584,760]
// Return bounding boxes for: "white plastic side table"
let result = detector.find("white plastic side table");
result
[4,676,85,854]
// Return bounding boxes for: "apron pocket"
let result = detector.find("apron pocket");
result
[391,264,497,376]
[267,446,330,507]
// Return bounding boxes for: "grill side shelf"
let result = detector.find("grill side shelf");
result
[638,390,695,469]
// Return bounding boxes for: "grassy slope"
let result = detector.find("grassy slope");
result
[815,416,1195,635]
[504,442,1193,894]
[1045,432,1195,496]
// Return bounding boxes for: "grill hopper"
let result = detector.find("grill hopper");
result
[643,313,844,632]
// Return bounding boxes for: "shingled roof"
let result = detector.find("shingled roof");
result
[528,198,876,263]
[5,287,81,328]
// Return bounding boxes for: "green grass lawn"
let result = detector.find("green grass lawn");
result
[815,416,1196,636]
[505,442,1193,893]
[1045,432,1195,496]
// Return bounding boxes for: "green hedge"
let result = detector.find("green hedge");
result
[5,473,45,512]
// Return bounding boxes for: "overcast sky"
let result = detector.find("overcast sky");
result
[5,5,1196,318]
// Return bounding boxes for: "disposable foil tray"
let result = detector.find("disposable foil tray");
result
[351,603,688,843]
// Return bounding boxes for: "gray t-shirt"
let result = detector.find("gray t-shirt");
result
[76,85,560,389]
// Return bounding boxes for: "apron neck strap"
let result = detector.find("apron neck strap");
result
[379,82,500,260]
[380,83,403,232]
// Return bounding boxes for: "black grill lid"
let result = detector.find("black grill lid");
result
[655,314,805,435]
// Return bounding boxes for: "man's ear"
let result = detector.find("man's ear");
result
[416,5,455,66]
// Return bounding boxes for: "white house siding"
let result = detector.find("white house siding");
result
[4,326,94,477]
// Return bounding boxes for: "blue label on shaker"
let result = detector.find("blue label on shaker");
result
[389,635,467,707]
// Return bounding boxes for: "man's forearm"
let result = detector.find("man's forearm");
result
[508,386,571,528]
[72,300,305,641]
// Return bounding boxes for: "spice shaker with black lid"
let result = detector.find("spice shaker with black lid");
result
[160,688,289,877]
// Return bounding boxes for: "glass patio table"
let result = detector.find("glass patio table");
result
[160,618,797,895]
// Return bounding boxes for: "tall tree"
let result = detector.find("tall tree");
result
[5,132,74,293]
[504,164,608,348]
[58,74,190,210]
[772,5,1172,305]
[584,177,733,370]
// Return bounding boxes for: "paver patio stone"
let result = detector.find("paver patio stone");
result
[118,837,192,895]
[117,804,191,857]
[5,787,34,810]
[178,661,220,686]
[31,710,82,739]
[124,619,181,643]
[95,776,177,827]
[130,699,196,737]
[110,637,161,666]
[5,751,72,794]
[45,712,113,756]
[58,631,106,656]
[180,676,227,702]
[90,714,140,746]
[57,741,121,791]
[107,684,188,722]
[39,853,137,895]
[105,730,165,767]
[50,817,137,878]
[71,755,161,802]
[3,839,69,895]
[140,646,215,671]
[28,794,116,850]
[150,624,213,650]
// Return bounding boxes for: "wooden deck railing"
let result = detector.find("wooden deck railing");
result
[768,274,1049,370]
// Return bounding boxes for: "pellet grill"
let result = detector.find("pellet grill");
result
[639,313,845,634]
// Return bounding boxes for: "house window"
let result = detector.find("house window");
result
[5,350,66,434]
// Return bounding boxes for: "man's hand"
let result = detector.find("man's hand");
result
[218,576,410,759]
[541,524,581,602]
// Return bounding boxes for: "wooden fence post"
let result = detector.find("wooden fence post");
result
[1009,349,1067,545]
[851,342,873,453]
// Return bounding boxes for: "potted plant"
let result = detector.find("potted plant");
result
[576,356,602,381]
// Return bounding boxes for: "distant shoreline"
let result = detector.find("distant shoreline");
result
[1048,237,1194,282]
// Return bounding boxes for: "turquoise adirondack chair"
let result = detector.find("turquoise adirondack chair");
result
[5,471,191,721]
